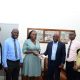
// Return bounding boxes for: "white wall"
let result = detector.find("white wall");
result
[0,23,19,46]
[0,0,80,52]
[19,26,80,53]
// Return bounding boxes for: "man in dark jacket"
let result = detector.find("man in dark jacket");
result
[44,33,66,80]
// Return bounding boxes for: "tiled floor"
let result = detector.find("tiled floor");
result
[0,70,5,80]
[0,70,21,80]
[0,76,4,80]
[0,76,21,80]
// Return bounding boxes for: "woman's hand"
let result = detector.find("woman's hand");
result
[32,51,39,56]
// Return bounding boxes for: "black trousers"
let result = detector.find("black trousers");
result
[47,60,61,80]
[5,60,20,80]
[66,61,76,80]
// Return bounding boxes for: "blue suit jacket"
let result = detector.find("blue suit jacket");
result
[44,41,66,66]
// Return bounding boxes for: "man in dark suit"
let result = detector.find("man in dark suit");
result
[44,33,66,80]
[0,43,2,69]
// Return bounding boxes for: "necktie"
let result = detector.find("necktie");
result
[67,41,72,58]
[14,39,18,59]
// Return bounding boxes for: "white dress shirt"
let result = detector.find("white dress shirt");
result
[66,39,80,62]
[51,41,58,60]
[2,37,23,67]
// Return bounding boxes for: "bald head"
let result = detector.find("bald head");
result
[53,33,60,42]
[12,28,19,33]
[11,28,19,39]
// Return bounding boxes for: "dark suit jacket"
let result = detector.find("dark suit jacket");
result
[44,41,66,66]
[0,43,2,69]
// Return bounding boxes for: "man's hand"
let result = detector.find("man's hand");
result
[40,53,44,55]
[20,63,23,68]
[4,67,8,71]
[59,64,64,69]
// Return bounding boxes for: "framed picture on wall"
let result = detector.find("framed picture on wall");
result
[27,28,75,43]
[44,30,60,42]
[60,31,71,43]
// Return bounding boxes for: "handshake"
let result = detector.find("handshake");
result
[32,51,46,59]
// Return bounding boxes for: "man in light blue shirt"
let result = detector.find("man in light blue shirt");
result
[2,29,23,80]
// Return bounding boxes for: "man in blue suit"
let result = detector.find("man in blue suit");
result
[44,33,66,80]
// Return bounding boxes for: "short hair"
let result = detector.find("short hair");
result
[70,31,76,35]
